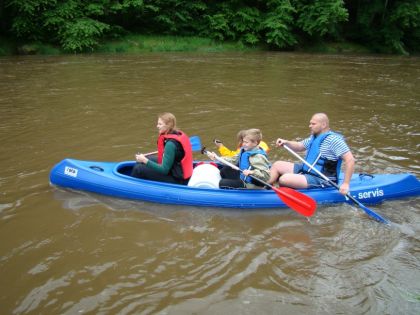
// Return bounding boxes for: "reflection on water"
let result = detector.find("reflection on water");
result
[0,52,419,314]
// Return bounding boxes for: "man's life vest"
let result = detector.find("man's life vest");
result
[302,131,342,182]
[238,148,267,183]
[157,131,193,179]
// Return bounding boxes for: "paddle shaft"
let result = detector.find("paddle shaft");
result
[139,136,202,157]
[283,144,390,224]
[211,154,270,187]
[144,151,158,156]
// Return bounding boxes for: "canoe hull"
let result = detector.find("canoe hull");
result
[50,159,420,209]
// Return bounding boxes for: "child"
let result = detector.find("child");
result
[207,129,270,189]
[214,130,270,157]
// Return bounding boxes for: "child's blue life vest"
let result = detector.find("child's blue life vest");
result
[238,148,268,183]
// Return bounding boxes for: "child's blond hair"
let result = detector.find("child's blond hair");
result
[244,128,262,143]
[236,130,246,147]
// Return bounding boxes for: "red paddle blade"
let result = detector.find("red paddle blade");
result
[273,186,316,217]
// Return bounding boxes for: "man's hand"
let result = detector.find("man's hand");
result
[275,138,288,147]
[339,182,350,195]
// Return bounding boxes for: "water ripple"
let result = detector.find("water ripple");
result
[1,53,420,315]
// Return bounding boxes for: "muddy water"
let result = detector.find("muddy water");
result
[0,52,419,314]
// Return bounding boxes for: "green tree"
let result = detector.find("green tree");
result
[3,0,419,54]
[295,0,348,39]
[345,0,420,54]
[259,0,297,48]
[6,0,141,52]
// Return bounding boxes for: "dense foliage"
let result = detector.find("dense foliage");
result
[1,0,419,54]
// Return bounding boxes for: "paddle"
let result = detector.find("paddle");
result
[282,144,390,225]
[201,148,316,217]
[143,135,202,156]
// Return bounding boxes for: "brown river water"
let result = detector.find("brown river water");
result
[0,52,419,314]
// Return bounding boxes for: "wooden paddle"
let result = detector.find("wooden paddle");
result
[283,144,390,224]
[143,135,202,156]
[202,148,317,217]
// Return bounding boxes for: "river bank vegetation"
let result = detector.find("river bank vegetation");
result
[1,0,419,56]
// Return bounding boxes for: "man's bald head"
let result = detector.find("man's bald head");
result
[309,113,330,135]
[312,113,329,128]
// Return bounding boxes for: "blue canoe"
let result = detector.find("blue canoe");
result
[50,158,420,209]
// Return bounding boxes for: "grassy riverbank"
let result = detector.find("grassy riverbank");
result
[0,34,258,56]
[0,34,372,56]
[96,35,257,53]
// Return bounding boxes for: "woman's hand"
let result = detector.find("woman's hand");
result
[135,153,148,164]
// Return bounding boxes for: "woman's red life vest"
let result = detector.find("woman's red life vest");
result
[157,131,193,179]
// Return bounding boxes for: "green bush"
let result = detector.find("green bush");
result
[296,0,348,38]
[261,0,297,48]
[59,18,110,52]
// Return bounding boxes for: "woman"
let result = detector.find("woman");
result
[131,113,193,185]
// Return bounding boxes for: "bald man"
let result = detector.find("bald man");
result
[268,113,355,195]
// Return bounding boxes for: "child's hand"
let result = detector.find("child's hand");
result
[214,139,222,148]
[242,169,253,176]
[206,151,216,161]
